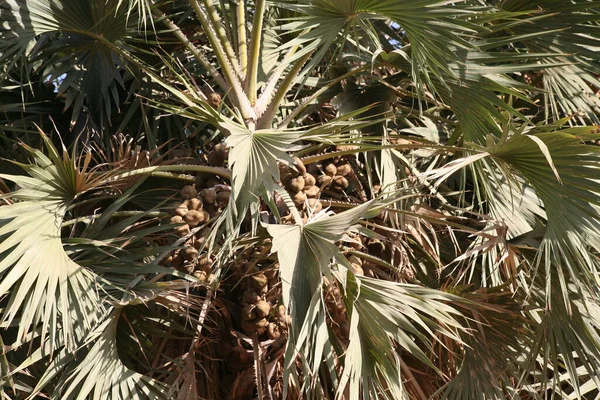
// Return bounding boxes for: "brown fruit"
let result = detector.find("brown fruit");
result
[180,185,197,200]
[258,285,269,295]
[255,300,271,318]
[174,224,190,237]
[281,173,294,188]
[207,144,228,166]
[317,175,332,186]
[332,176,349,190]
[170,215,184,224]
[303,173,316,188]
[187,197,203,211]
[201,210,210,223]
[267,323,281,340]
[182,247,198,262]
[336,164,352,176]
[172,203,188,217]
[206,177,221,188]
[251,273,268,290]
[347,255,363,267]
[242,289,260,304]
[303,185,320,198]
[193,270,207,282]
[324,163,337,177]
[287,175,305,192]
[278,163,291,176]
[214,143,228,157]
[199,188,217,204]
[292,191,307,207]
[293,157,307,176]
[216,191,230,208]
[242,304,257,321]
[277,305,287,319]
[207,274,216,284]
[160,255,173,267]
[306,199,323,213]
[197,254,211,270]
[255,318,269,328]
[278,314,291,329]
[194,237,205,249]
[183,210,205,227]
[183,262,195,274]
[204,204,219,218]
[208,92,221,108]
[172,254,184,269]
[263,266,278,280]
[350,263,364,276]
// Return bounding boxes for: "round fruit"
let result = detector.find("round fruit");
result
[277,305,286,318]
[242,304,257,321]
[317,175,332,186]
[170,215,184,224]
[207,143,228,166]
[193,270,207,282]
[267,323,281,340]
[278,163,290,176]
[251,273,268,290]
[255,300,271,318]
[287,176,305,192]
[332,176,349,190]
[200,188,217,205]
[324,163,337,177]
[172,203,188,217]
[347,255,363,267]
[180,185,197,200]
[306,199,323,213]
[187,198,203,211]
[201,210,210,223]
[172,254,184,269]
[279,314,291,329]
[206,177,221,188]
[174,224,190,237]
[216,191,230,208]
[292,191,307,207]
[336,164,352,176]
[208,92,221,108]
[293,157,307,176]
[350,263,364,276]
[184,210,205,227]
[304,173,316,188]
[281,173,294,188]
[160,255,173,267]
[207,274,216,284]
[242,289,260,304]
[303,185,320,198]
[183,262,195,274]
[182,247,198,262]
[263,266,278,280]
[255,318,269,328]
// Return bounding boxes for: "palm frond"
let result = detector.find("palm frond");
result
[0,133,105,351]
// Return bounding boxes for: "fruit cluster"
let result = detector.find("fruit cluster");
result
[280,157,323,216]
[162,182,230,282]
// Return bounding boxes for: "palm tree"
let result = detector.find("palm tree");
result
[2,0,600,398]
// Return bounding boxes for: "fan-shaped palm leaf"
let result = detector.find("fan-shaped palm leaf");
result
[0,133,106,351]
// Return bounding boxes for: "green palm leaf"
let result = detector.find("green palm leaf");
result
[32,308,169,400]
[0,136,104,351]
